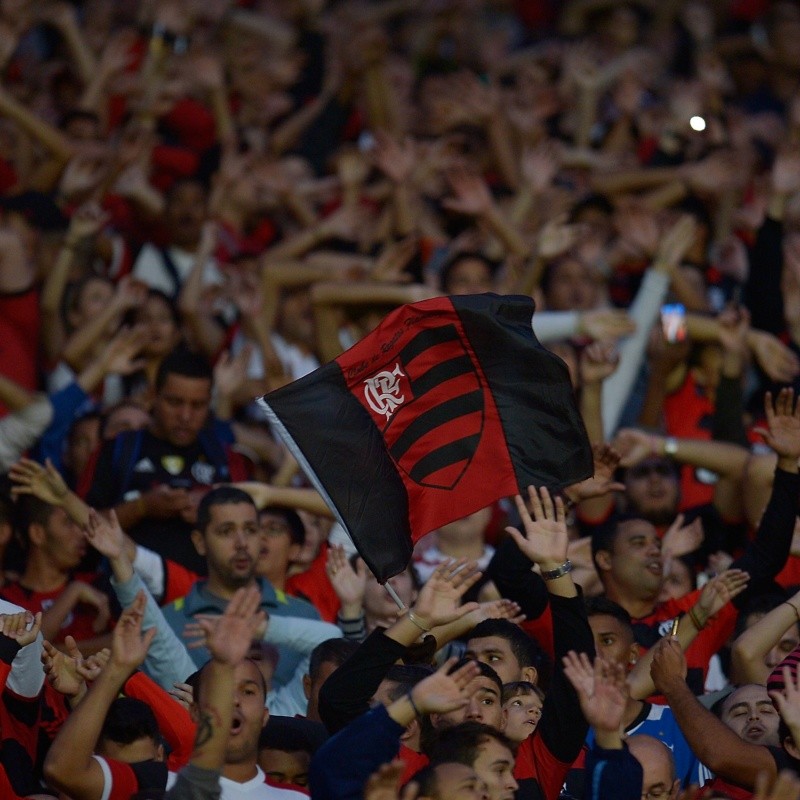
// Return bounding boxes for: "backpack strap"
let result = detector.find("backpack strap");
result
[158,248,182,301]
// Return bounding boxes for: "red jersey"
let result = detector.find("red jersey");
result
[0,573,113,645]
[286,544,341,623]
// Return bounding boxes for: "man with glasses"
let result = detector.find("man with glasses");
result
[256,506,306,594]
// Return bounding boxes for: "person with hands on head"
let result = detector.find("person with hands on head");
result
[650,636,799,793]
[310,658,483,800]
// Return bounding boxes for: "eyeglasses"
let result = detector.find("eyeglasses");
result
[642,786,670,800]
[261,521,291,537]
[628,462,675,480]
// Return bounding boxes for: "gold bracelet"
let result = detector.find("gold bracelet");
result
[785,602,800,623]
[688,606,706,630]
[407,610,431,633]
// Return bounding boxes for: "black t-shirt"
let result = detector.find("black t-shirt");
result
[85,430,229,574]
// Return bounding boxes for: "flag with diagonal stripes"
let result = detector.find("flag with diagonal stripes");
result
[259,293,592,582]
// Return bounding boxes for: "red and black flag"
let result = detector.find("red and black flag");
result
[260,294,592,582]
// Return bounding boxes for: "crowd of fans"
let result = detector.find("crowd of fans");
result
[6,0,800,798]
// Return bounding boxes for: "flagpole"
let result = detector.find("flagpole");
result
[383,581,407,611]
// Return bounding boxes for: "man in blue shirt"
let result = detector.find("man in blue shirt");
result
[161,486,321,688]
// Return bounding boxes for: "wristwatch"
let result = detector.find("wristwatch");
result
[663,436,678,457]
[541,560,573,581]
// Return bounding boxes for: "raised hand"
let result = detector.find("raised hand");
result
[326,545,367,615]
[747,331,800,383]
[0,610,41,647]
[443,168,494,217]
[411,657,481,715]
[654,215,697,273]
[466,598,525,627]
[9,458,68,506]
[109,591,156,675]
[410,558,481,630]
[213,347,251,400]
[662,514,704,560]
[364,759,420,800]
[200,585,265,667]
[169,681,194,710]
[65,202,110,246]
[694,569,750,623]
[521,142,561,194]
[505,486,568,570]
[536,215,583,260]
[41,638,84,698]
[579,341,620,386]
[650,637,688,695]
[579,309,636,342]
[76,645,110,683]
[100,326,147,376]
[562,651,627,734]
[84,508,125,561]
[611,428,654,467]
[755,389,800,468]
[372,130,416,185]
[371,237,416,284]
[564,444,626,504]
[716,306,751,357]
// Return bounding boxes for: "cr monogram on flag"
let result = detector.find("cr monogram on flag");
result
[363,364,407,420]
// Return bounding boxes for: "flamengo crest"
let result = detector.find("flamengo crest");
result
[364,364,406,419]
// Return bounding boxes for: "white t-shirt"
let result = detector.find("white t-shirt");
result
[132,243,223,298]
[220,767,307,800]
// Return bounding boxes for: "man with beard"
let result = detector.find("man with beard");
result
[160,486,320,688]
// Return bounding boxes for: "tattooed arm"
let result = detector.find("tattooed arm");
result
[181,586,265,773]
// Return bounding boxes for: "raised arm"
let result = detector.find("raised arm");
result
[43,591,157,800]
[505,487,595,770]
[732,589,800,686]
[651,637,776,788]
[318,559,480,732]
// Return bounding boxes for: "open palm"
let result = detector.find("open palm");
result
[506,486,568,568]
[563,651,627,733]
[756,389,800,460]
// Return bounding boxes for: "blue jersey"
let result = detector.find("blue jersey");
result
[603,702,709,787]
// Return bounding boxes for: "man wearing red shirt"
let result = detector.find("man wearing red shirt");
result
[1,494,115,653]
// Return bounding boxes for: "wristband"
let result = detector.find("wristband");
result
[688,606,706,630]
[407,689,422,718]
[407,610,431,633]
[541,560,573,581]
[663,437,678,457]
